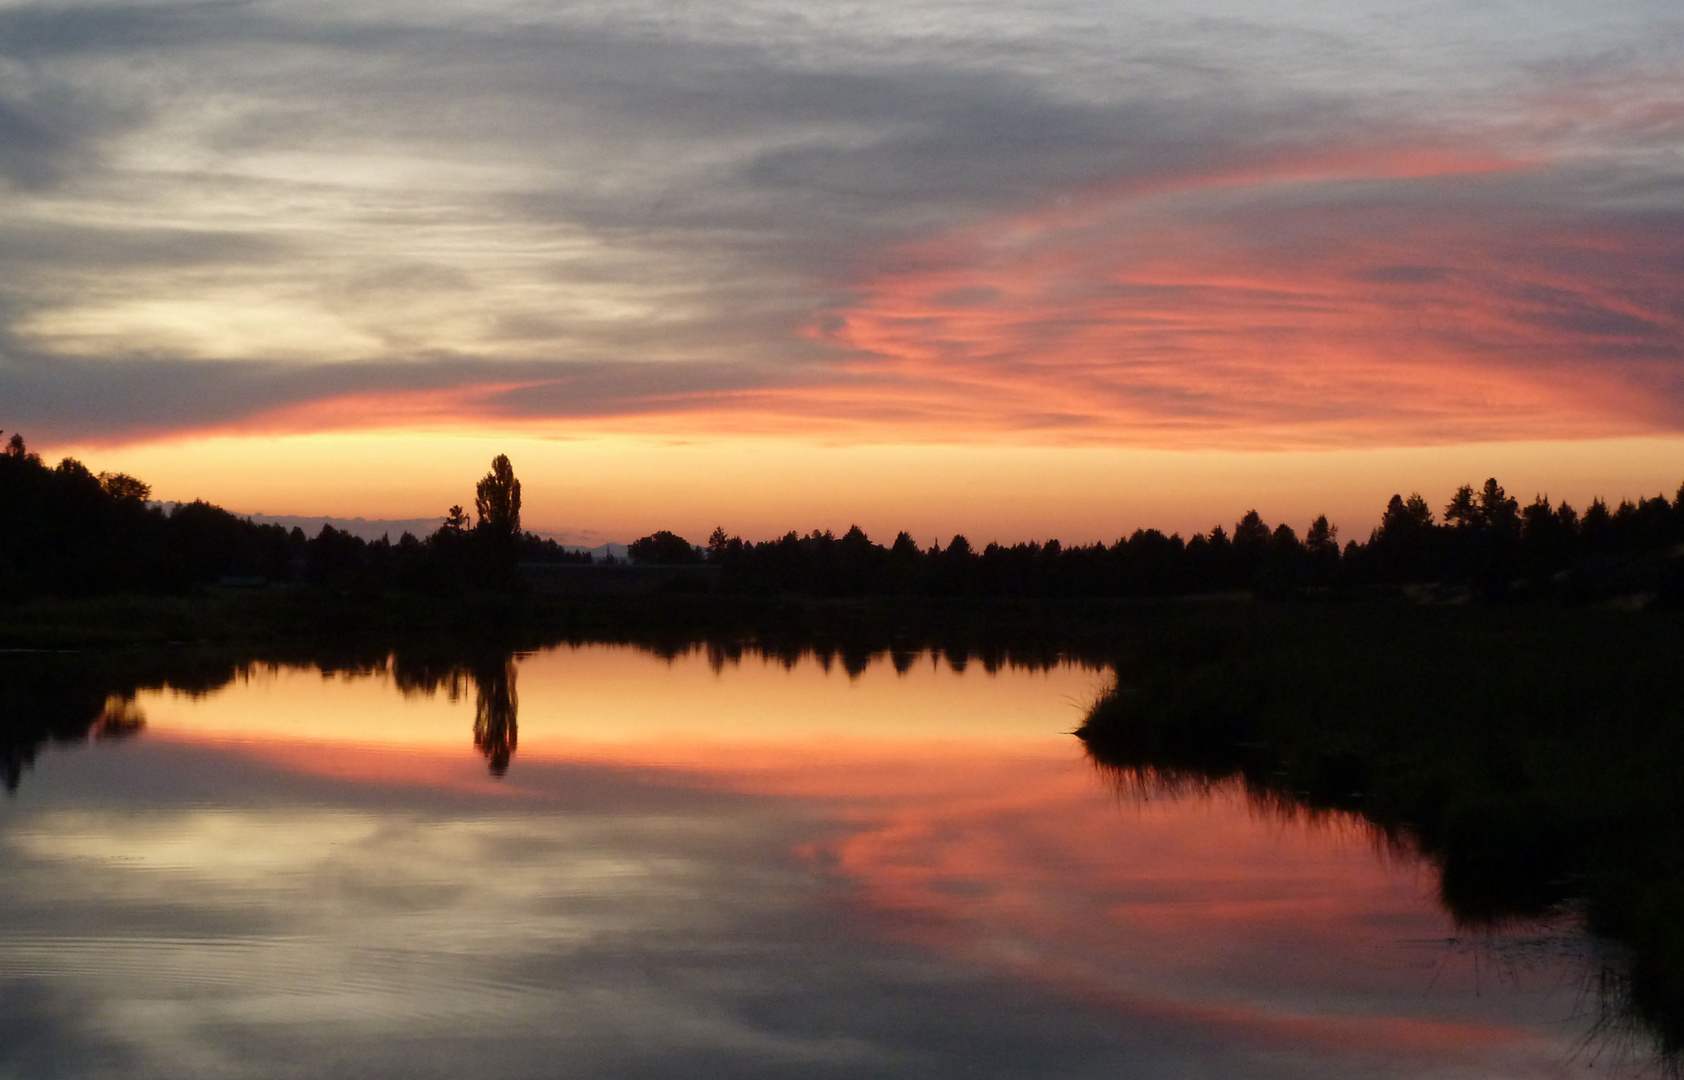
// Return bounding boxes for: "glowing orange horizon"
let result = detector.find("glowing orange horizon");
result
[45,428,1684,550]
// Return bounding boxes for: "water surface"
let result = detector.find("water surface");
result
[0,645,1630,1078]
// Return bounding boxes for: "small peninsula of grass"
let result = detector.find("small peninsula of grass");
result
[1076,601,1684,1067]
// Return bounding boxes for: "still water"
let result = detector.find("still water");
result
[0,645,1631,1078]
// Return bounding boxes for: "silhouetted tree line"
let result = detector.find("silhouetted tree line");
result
[0,434,583,598]
[659,476,1684,603]
[6,425,1680,603]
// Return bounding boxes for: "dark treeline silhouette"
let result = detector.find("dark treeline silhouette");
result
[6,426,1681,604]
[1075,603,1684,1071]
[0,435,583,598]
[679,475,1684,602]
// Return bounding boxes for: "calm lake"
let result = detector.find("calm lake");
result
[0,643,1641,1078]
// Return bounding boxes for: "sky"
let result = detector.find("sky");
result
[4,0,1683,543]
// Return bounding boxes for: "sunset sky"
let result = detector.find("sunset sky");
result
[5,0,1682,543]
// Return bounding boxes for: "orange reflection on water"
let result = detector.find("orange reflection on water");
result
[137,646,1102,753]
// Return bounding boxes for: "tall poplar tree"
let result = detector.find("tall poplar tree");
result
[474,455,521,538]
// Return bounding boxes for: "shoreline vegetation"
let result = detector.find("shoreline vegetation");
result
[1077,603,1684,1071]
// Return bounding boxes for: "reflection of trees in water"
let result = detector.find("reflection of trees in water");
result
[696,637,1079,677]
[0,655,212,792]
[93,697,147,741]
[3,607,1121,788]
[0,645,531,788]
[2,636,1089,793]
[389,651,519,777]
[387,646,518,775]
[3,631,1088,792]
[469,656,518,777]
[1,693,147,792]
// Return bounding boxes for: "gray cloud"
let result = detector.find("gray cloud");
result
[1,0,1682,442]
[0,350,827,442]
[0,73,135,190]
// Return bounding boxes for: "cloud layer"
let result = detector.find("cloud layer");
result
[2,0,1681,446]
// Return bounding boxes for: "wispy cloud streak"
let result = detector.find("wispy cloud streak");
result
[1,0,1680,446]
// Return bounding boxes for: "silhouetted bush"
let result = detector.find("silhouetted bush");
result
[627,530,702,564]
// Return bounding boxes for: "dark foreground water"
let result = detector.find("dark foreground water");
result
[0,645,1644,1078]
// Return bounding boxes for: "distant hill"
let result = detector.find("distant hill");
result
[149,506,445,543]
[152,504,628,557]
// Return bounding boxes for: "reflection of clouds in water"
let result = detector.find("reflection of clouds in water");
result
[805,761,1599,1061]
[1,804,900,1077]
[0,724,1622,1079]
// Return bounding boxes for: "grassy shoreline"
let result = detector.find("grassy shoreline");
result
[5,583,1675,658]
[1076,601,1684,1065]
[0,587,1184,673]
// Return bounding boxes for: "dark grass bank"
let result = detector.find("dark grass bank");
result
[1076,602,1684,1068]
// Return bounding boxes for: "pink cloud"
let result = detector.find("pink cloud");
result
[804,140,1684,448]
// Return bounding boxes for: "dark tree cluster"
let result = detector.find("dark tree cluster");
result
[646,476,1684,602]
[0,431,296,597]
[1342,478,1684,601]
[678,516,1346,599]
[0,436,579,599]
